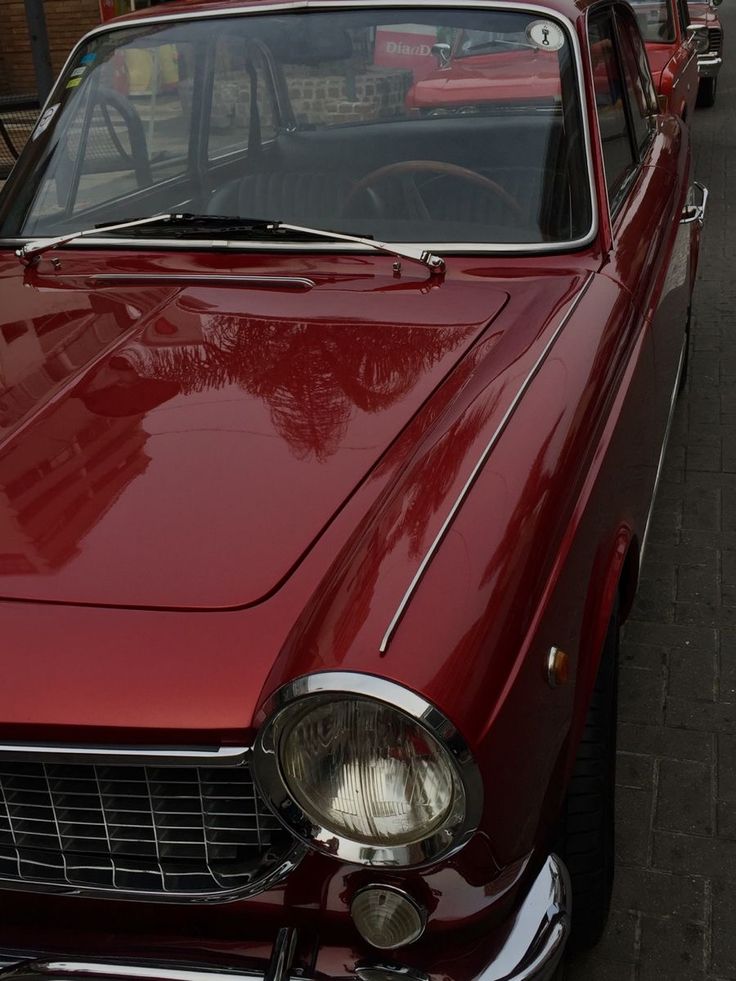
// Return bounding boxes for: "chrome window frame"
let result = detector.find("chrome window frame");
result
[586,0,659,222]
[0,0,599,256]
[252,672,484,868]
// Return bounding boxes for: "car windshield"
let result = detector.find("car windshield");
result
[0,7,592,247]
[627,0,677,42]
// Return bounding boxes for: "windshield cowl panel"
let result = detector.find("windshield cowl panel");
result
[0,5,594,251]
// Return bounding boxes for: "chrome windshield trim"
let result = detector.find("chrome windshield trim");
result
[14,0,598,256]
[0,236,591,255]
[0,743,249,766]
[379,270,595,653]
[252,671,484,868]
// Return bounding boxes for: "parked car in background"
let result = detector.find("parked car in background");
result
[405,26,562,112]
[0,0,706,979]
[687,0,724,105]
[628,0,699,118]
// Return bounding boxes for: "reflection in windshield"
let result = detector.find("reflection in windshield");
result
[627,0,676,42]
[1,8,592,247]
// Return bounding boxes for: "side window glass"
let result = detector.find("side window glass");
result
[617,15,657,153]
[589,13,636,202]
[208,39,279,160]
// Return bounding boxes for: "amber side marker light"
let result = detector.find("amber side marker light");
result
[547,647,570,687]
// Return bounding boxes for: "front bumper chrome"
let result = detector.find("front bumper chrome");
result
[0,856,571,981]
[697,54,722,78]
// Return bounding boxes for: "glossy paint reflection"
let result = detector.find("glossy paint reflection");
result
[0,258,505,608]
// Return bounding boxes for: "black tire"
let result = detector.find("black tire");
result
[559,603,619,952]
[697,76,717,108]
[678,304,692,396]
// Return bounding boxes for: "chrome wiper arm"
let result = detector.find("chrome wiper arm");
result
[16,213,175,265]
[16,212,445,276]
[271,222,445,275]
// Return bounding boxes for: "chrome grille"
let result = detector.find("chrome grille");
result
[0,759,295,898]
[708,27,722,52]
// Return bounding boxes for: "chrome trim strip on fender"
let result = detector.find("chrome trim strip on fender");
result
[4,0,598,258]
[639,325,688,564]
[379,271,595,653]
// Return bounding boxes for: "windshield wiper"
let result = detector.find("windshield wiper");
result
[271,221,444,275]
[16,213,445,275]
[16,213,177,265]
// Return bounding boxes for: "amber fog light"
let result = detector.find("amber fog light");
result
[351,885,426,949]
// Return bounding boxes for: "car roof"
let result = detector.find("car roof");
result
[107,0,595,29]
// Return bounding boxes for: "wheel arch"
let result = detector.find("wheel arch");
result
[562,525,639,782]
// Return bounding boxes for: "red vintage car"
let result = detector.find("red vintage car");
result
[627,0,699,118]
[687,0,724,106]
[0,0,706,979]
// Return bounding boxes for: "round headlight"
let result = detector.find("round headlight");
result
[281,697,459,845]
[253,673,483,867]
[692,28,709,52]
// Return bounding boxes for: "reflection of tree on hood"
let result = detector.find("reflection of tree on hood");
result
[125,314,472,461]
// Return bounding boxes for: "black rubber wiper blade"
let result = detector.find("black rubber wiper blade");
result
[16,213,273,264]
[123,213,275,233]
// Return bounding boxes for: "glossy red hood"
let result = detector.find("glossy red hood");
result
[0,251,508,609]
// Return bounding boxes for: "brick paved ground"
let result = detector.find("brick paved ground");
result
[565,8,736,979]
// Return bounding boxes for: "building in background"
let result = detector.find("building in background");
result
[0,1,177,98]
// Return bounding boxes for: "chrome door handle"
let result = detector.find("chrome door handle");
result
[681,180,709,224]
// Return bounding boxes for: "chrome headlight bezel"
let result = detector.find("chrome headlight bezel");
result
[689,26,709,52]
[252,672,483,867]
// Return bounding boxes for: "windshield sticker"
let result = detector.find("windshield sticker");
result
[66,76,83,89]
[81,53,97,64]
[526,20,565,51]
[70,67,87,78]
[31,103,60,140]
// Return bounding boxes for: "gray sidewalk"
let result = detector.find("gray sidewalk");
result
[565,7,736,978]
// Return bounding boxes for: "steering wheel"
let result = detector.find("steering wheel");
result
[343,159,524,222]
